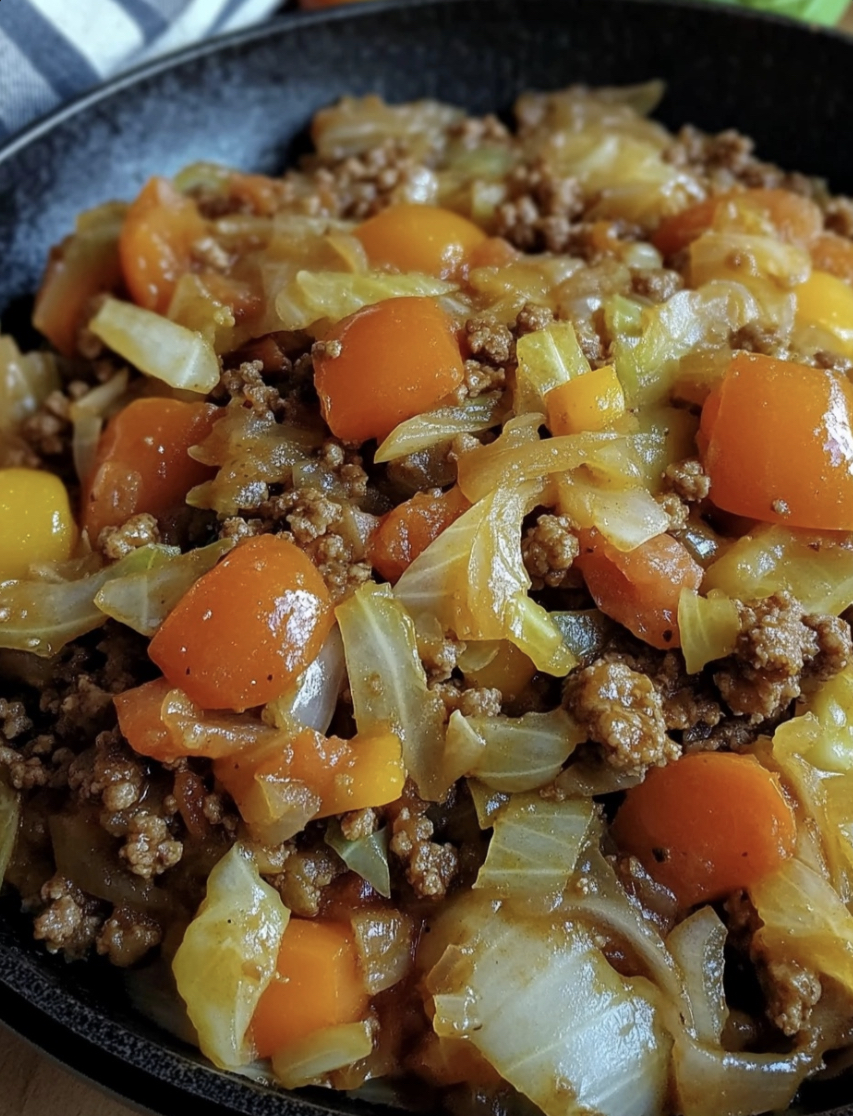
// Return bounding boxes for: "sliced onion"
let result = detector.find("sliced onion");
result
[265,626,345,735]
[69,369,129,482]
[666,906,728,1045]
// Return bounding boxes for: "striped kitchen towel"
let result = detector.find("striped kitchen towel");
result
[0,0,283,142]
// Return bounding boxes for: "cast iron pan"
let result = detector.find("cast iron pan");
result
[2,1,853,1113]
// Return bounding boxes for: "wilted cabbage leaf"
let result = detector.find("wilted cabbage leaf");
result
[173,843,289,1068]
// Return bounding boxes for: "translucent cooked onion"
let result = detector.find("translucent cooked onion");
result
[265,626,346,735]
[351,909,415,994]
[173,844,289,1068]
[271,1021,374,1089]
[311,95,463,161]
[69,370,130,482]
[672,1037,816,1116]
[89,298,220,394]
[473,794,595,898]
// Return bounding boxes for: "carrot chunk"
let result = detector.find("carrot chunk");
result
[148,535,333,711]
[575,528,702,651]
[314,297,465,444]
[114,677,175,760]
[355,204,487,279]
[368,486,470,583]
[700,351,853,530]
[653,188,822,256]
[611,752,797,907]
[119,177,207,313]
[252,919,369,1059]
[81,397,220,540]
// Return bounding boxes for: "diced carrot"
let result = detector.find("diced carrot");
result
[545,366,625,436]
[119,177,207,313]
[811,233,853,285]
[354,204,487,279]
[466,236,520,272]
[33,208,124,358]
[214,726,405,821]
[463,641,536,703]
[81,397,220,540]
[575,528,702,650]
[252,919,369,1059]
[114,677,175,759]
[700,351,853,530]
[611,752,797,907]
[368,486,470,583]
[148,535,334,711]
[314,297,465,443]
[653,188,822,256]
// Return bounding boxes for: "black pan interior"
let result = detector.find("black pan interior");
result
[1,1,853,1113]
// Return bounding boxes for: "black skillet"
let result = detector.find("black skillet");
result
[1,1,853,1113]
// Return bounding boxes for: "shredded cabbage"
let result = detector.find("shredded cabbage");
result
[0,545,175,657]
[68,370,130,483]
[325,820,391,899]
[467,779,511,828]
[394,482,573,676]
[187,398,321,516]
[666,907,728,1045]
[677,590,740,674]
[172,843,289,1068]
[445,708,583,792]
[0,779,20,884]
[750,856,853,997]
[423,898,671,1116]
[311,95,463,162]
[801,666,853,773]
[374,393,505,464]
[514,320,590,416]
[558,475,669,552]
[474,794,595,898]
[94,538,234,635]
[274,270,455,332]
[89,297,220,394]
[350,909,415,994]
[271,1021,374,1089]
[336,582,447,801]
[0,335,59,435]
[703,525,853,615]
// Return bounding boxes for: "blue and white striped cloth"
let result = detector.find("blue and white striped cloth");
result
[0,0,283,142]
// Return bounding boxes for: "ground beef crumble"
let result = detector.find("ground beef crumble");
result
[95,904,163,967]
[32,875,105,960]
[714,593,851,723]
[564,657,680,775]
[387,784,459,900]
[522,513,579,589]
[119,813,183,879]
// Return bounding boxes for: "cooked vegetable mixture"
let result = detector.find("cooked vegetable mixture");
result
[5,83,853,1116]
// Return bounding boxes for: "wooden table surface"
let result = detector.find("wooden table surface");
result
[3,6,853,1114]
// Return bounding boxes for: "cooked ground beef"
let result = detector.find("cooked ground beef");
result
[522,513,580,589]
[663,459,711,503]
[564,657,679,775]
[714,594,851,723]
[32,875,105,960]
[387,785,459,900]
[95,904,163,967]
